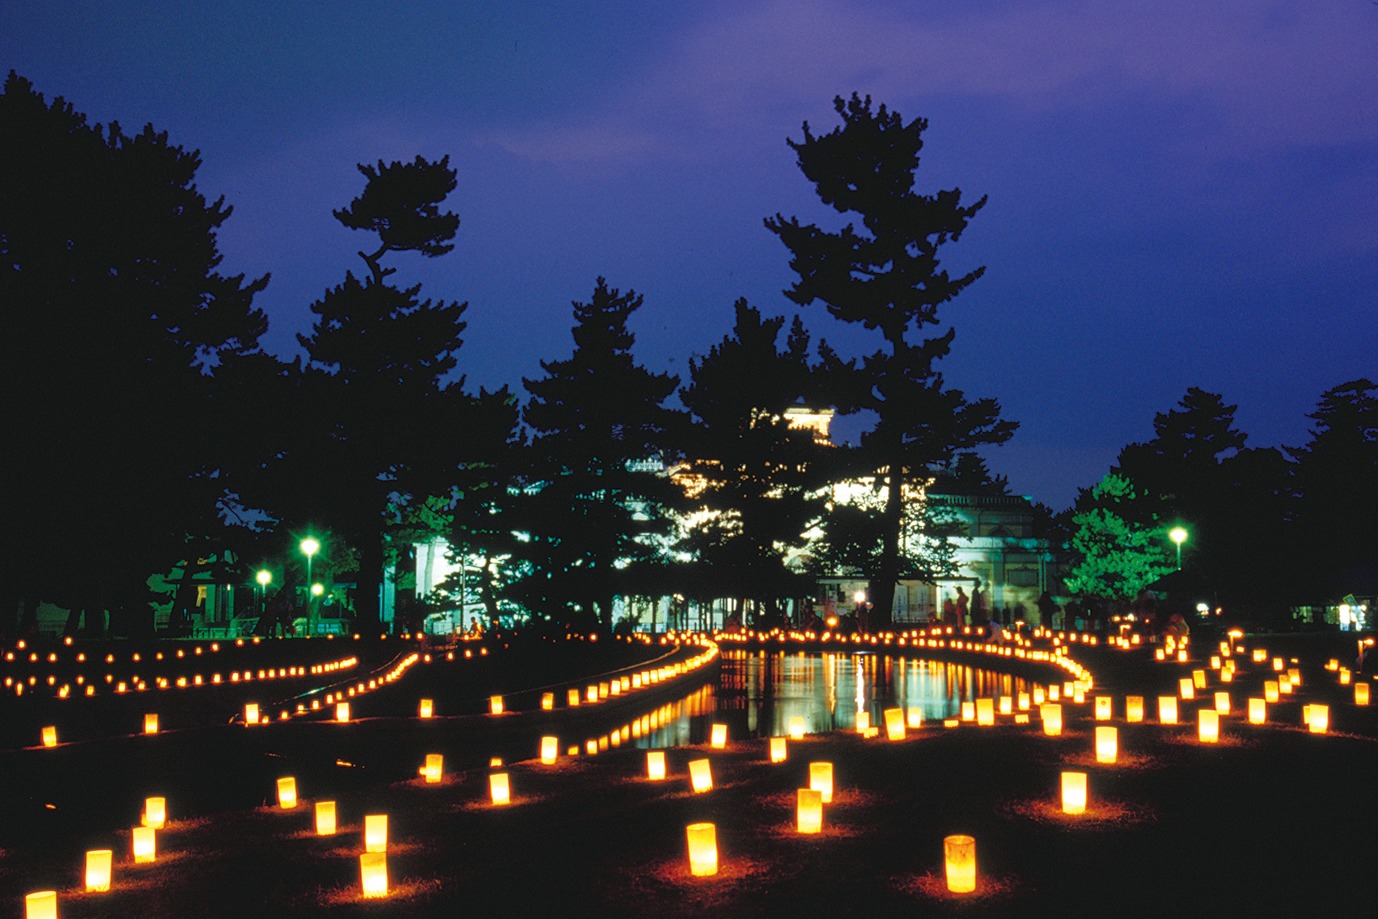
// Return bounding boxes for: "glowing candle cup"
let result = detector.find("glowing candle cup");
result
[277,776,298,809]
[686,822,718,877]
[1095,726,1118,764]
[364,814,388,852]
[769,736,788,763]
[1061,771,1088,815]
[132,826,156,863]
[85,849,112,892]
[710,723,728,749]
[143,796,166,829]
[315,800,337,836]
[540,736,558,765]
[797,787,824,834]
[809,761,834,803]
[688,758,713,793]
[360,852,388,899]
[489,771,511,805]
[647,750,667,780]
[944,834,977,894]
[24,892,57,919]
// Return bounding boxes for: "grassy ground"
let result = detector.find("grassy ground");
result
[1,631,1374,917]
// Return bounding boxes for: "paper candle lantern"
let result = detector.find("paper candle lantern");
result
[1095,726,1118,764]
[540,736,559,765]
[1094,696,1112,720]
[1061,771,1088,815]
[1306,704,1329,734]
[884,707,906,740]
[769,736,788,763]
[1248,698,1267,724]
[1017,692,1031,712]
[960,701,975,722]
[1198,709,1220,743]
[1192,669,1207,689]
[688,758,713,793]
[85,849,113,892]
[1158,696,1178,725]
[1178,678,1195,700]
[999,696,1013,715]
[359,852,388,898]
[489,695,504,715]
[277,776,298,809]
[489,772,511,805]
[1264,681,1280,703]
[788,716,806,739]
[24,892,56,919]
[907,707,924,728]
[856,710,872,733]
[976,698,995,726]
[944,834,977,893]
[1126,696,1144,723]
[797,787,824,834]
[710,723,728,749]
[647,750,667,780]
[335,702,350,723]
[418,698,433,718]
[244,703,259,725]
[567,688,580,706]
[1213,691,1231,715]
[41,726,57,747]
[1339,668,1352,685]
[315,801,336,835]
[686,822,718,877]
[541,692,554,711]
[1356,683,1371,706]
[132,826,156,863]
[1041,703,1063,736]
[143,796,166,829]
[143,713,159,734]
[364,814,388,852]
[422,753,443,783]
[809,761,834,804]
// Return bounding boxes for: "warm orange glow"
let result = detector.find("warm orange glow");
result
[1214,691,1231,715]
[360,852,388,898]
[418,698,433,719]
[796,787,824,834]
[1041,703,1063,736]
[906,706,924,728]
[489,772,511,805]
[277,776,298,809]
[422,753,443,783]
[976,698,995,726]
[710,723,728,749]
[788,716,806,739]
[1248,698,1266,724]
[960,701,975,722]
[541,692,554,711]
[647,750,667,780]
[883,707,906,740]
[143,796,166,829]
[335,702,350,722]
[809,761,834,803]
[1178,678,1195,700]
[24,891,57,919]
[85,849,112,892]
[315,801,336,835]
[1264,681,1279,703]
[143,713,159,734]
[689,758,713,793]
[1198,709,1220,743]
[132,826,156,863]
[1356,683,1371,706]
[489,695,504,715]
[686,822,718,876]
[365,814,388,852]
[1061,771,1088,815]
[944,834,977,893]
[41,725,57,748]
[769,736,788,763]
[1126,695,1144,723]
[540,736,559,765]
[244,703,259,725]
[1094,696,1112,720]
[1305,704,1329,734]
[1158,696,1178,724]
[1095,726,1118,764]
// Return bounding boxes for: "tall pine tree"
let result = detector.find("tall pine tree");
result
[765,94,1015,626]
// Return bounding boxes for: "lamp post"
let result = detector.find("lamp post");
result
[1169,527,1188,570]
[301,538,320,636]
[256,570,272,616]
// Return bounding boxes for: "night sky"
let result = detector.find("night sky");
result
[4,1,1375,509]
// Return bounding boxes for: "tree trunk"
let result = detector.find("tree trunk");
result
[872,456,903,630]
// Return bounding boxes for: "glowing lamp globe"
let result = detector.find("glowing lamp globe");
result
[647,750,667,780]
[24,892,57,919]
[686,822,718,877]
[809,761,834,804]
[132,826,156,863]
[143,796,166,829]
[688,758,713,793]
[1158,696,1179,725]
[1095,726,1118,764]
[943,834,977,894]
[489,772,511,805]
[1198,709,1220,743]
[364,814,388,852]
[85,849,113,892]
[315,801,336,836]
[797,787,824,834]
[359,852,388,899]
[1061,771,1088,815]
[276,776,298,809]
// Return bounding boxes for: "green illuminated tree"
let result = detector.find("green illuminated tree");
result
[1063,473,1174,602]
[765,93,1016,626]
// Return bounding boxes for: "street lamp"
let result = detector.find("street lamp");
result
[1169,527,1188,570]
[256,570,272,615]
[301,538,320,636]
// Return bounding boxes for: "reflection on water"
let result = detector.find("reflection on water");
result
[616,650,1037,751]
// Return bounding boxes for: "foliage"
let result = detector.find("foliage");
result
[765,93,1015,625]
[1063,474,1174,602]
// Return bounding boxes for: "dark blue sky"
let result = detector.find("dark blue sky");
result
[5,1,1375,508]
